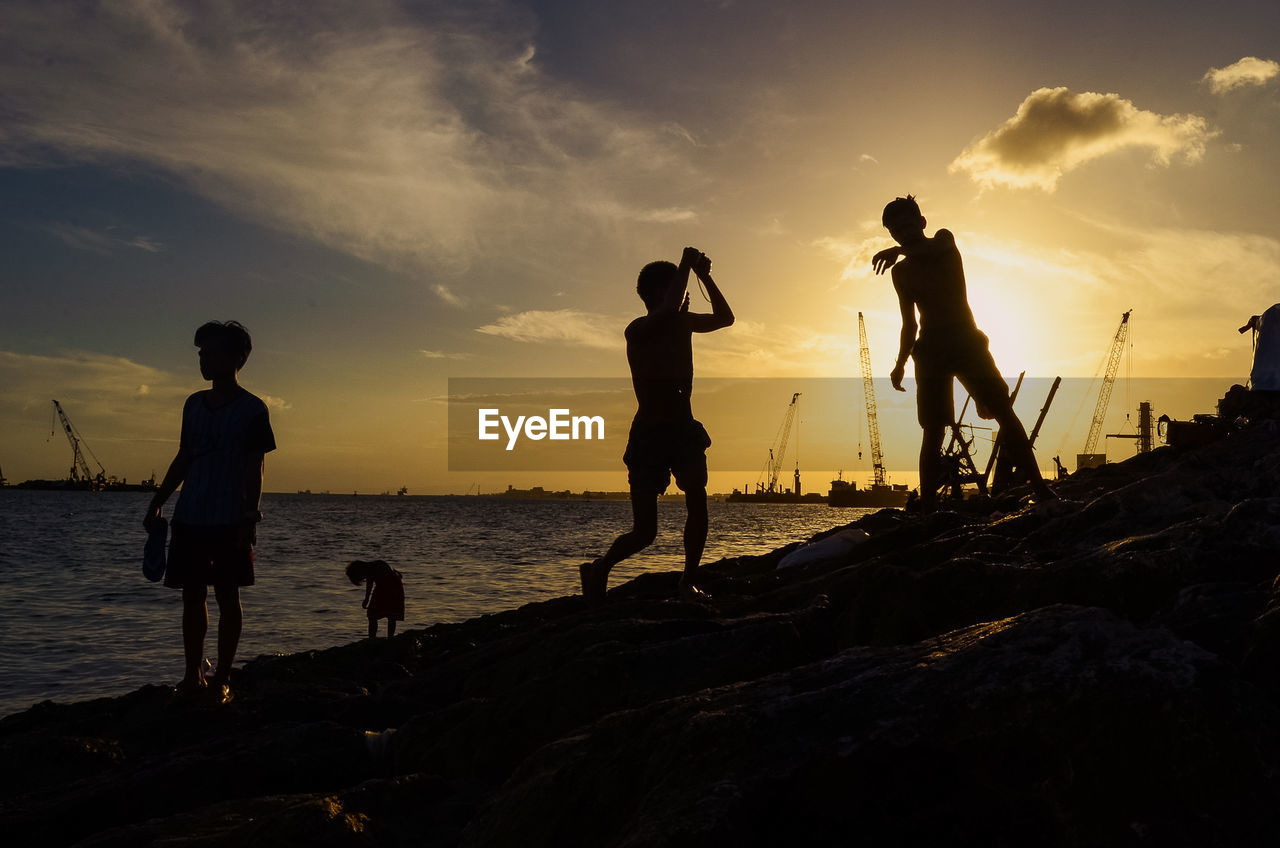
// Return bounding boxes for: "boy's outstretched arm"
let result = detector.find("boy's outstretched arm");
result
[872,246,902,275]
[144,447,191,529]
[890,271,916,393]
[687,255,735,332]
[238,452,266,549]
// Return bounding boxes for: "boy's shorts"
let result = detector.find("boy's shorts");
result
[911,325,1011,427]
[165,522,255,589]
[623,417,712,496]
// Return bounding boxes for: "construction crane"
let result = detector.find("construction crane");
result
[857,312,887,487]
[763,392,801,493]
[1078,310,1131,470]
[51,399,106,488]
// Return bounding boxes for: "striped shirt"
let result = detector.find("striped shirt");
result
[172,389,277,526]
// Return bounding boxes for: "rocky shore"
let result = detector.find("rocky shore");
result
[5,421,1280,846]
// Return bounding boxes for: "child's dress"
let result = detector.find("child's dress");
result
[367,564,405,622]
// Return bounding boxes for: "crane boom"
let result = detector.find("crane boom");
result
[1082,311,1131,455]
[52,399,105,486]
[767,393,801,492]
[857,313,887,486]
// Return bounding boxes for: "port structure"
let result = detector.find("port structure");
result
[52,399,107,488]
[1078,310,1132,471]
[757,392,801,495]
[857,312,887,487]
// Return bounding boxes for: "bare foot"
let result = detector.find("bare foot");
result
[678,579,712,605]
[207,671,235,705]
[580,559,608,606]
[208,682,234,705]
[173,676,208,700]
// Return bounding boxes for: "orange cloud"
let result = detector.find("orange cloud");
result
[950,88,1215,191]
[474,310,621,349]
[1203,57,1280,95]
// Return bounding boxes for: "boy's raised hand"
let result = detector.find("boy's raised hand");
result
[872,246,902,275]
[692,253,712,277]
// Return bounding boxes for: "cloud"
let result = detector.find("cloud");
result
[692,319,857,378]
[433,284,466,308]
[812,234,888,283]
[0,350,187,462]
[420,349,474,360]
[472,309,858,377]
[261,395,292,412]
[0,1,700,280]
[634,207,699,224]
[950,87,1216,191]
[1203,57,1280,95]
[0,350,176,400]
[474,309,621,349]
[44,223,163,255]
[127,235,163,253]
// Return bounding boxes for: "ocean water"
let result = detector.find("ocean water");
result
[0,490,868,717]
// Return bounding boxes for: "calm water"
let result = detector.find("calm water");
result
[0,490,867,717]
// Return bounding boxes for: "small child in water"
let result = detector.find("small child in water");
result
[346,560,405,639]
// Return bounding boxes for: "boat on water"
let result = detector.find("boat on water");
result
[726,487,826,504]
[826,476,910,508]
[728,393,828,504]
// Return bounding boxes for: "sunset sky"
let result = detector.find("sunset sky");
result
[2,0,1278,494]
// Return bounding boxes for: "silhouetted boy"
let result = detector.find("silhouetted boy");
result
[580,247,734,604]
[144,321,276,703]
[872,196,1053,513]
[346,559,405,639]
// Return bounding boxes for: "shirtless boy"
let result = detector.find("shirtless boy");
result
[580,247,734,604]
[872,196,1053,513]
[144,321,276,702]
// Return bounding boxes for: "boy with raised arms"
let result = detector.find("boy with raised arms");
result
[872,196,1054,513]
[580,247,734,604]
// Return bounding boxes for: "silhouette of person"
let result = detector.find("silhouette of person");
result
[143,321,276,703]
[580,247,734,604]
[346,560,405,639]
[872,196,1054,513]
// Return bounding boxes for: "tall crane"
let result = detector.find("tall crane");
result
[762,392,801,493]
[1079,310,1131,468]
[857,312,887,487]
[52,399,106,487]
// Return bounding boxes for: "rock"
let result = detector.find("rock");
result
[4,422,1280,846]
[462,606,1280,847]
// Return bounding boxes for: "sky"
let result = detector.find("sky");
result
[1,0,1278,494]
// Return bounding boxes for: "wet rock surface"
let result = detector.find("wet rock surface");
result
[6,424,1280,846]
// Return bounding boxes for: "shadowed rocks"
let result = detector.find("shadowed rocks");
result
[5,425,1280,846]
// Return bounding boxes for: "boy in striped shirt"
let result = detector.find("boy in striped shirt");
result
[144,320,276,703]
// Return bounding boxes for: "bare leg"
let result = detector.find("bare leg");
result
[679,487,710,601]
[211,584,242,684]
[581,488,658,604]
[919,424,946,514]
[387,619,397,638]
[181,585,209,688]
[368,618,378,639]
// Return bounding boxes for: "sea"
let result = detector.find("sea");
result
[0,489,869,718]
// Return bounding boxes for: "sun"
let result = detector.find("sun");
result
[962,243,1065,379]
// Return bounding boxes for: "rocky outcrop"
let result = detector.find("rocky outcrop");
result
[5,423,1280,846]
